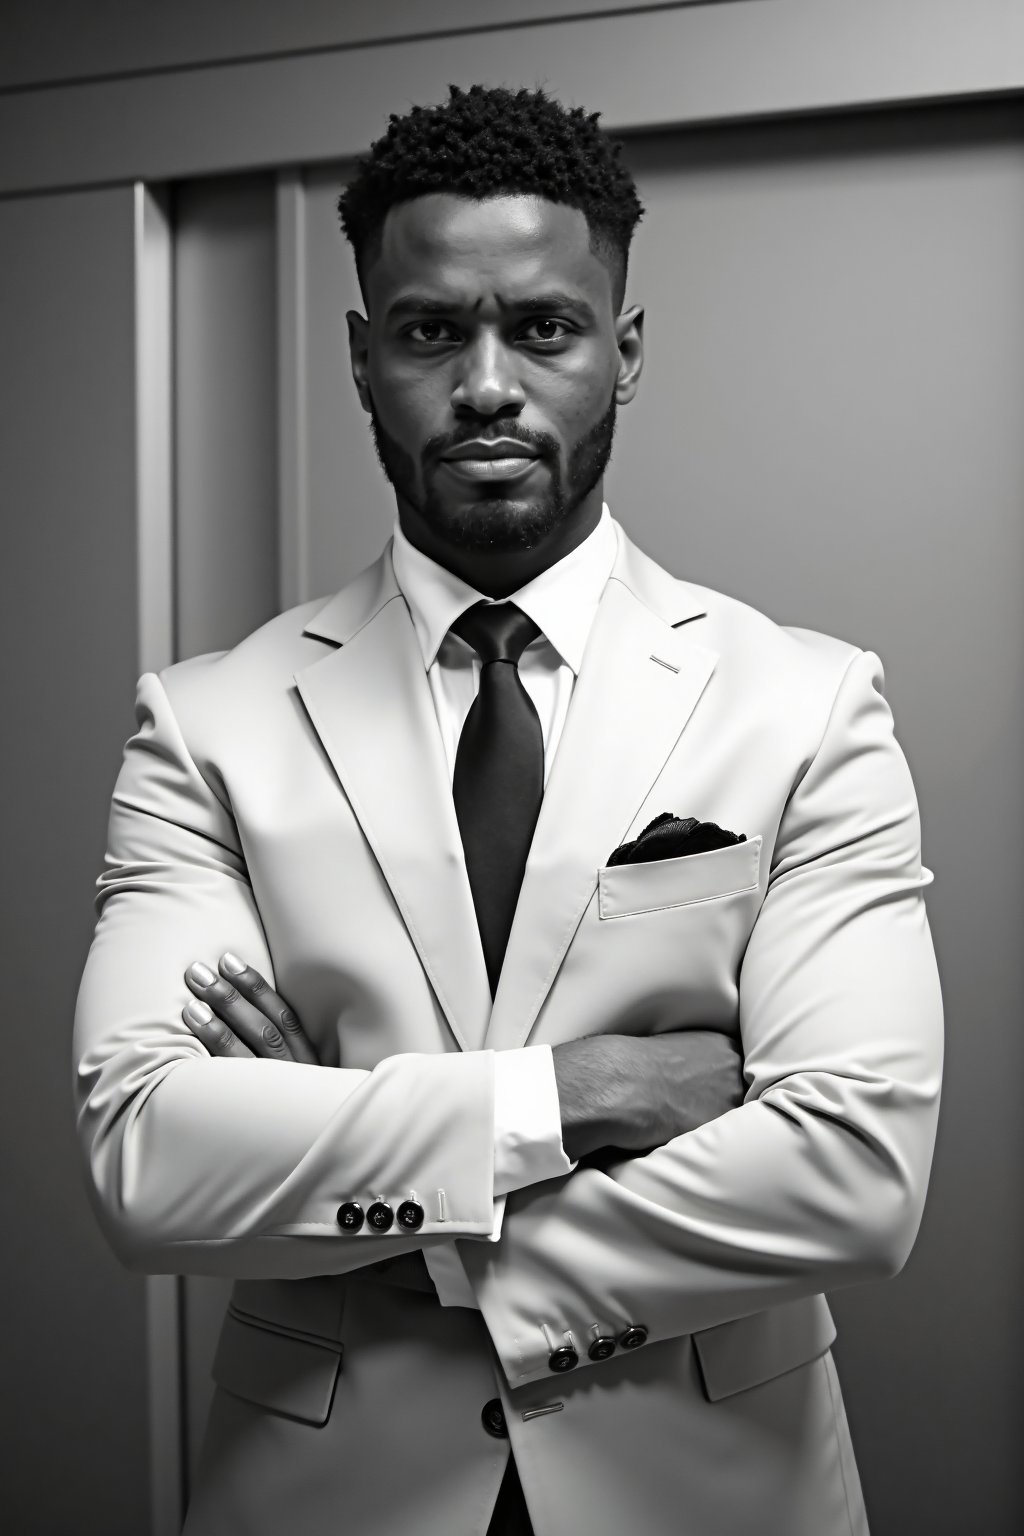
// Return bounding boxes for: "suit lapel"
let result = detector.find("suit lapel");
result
[485,529,717,1052]
[295,548,491,1053]
[293,529,715,1057]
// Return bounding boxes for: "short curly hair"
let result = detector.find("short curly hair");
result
[338,84,643,304]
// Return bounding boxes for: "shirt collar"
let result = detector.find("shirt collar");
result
[391,503,617,676]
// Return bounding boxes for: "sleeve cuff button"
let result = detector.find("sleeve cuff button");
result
[397,1199,425,1230]
[367,1201,394,1232]
[588,1336,617,1361]
[336,1201,364,1232]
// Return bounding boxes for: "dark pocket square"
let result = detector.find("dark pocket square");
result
[606,813,746,867]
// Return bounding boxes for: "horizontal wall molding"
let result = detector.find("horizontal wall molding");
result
[2,0,1023,197]
[0,1,717,93]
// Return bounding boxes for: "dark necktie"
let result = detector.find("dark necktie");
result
[450,601,544,997]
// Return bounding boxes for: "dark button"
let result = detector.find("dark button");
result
[397,1199,424,1231]
[336,1201,364,1233]
[367,1201,394,1232]
[481,1398,508,1438]
[618,1325,649,1350]
[548,1346,579,1373]
[588,1335,617,1362]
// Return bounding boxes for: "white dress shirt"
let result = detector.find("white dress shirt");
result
[390,502,618,1306]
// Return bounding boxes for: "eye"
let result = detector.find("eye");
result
[407,319,459,345]
[519,318,570,344]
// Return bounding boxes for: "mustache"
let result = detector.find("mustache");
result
[422,422,559,464]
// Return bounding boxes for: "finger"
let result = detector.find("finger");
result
[185,961,295,1061]
[182,999,255,1059]
[217,953,319,1067]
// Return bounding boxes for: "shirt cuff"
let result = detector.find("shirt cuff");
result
[492,1044,577,1198]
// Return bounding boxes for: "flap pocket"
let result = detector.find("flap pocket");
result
[230,1275,347,1339]
[212,1306,343,1426]
[599,835,762,920]
[692,1293,835,1403]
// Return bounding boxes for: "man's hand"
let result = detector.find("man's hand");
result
[182,953,319,1065]
[552,1030,746,1164]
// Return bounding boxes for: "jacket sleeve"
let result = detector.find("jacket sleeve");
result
[73,671,498,1278]
[459,648,943,1389]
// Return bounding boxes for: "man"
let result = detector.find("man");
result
[74,85,942,1535]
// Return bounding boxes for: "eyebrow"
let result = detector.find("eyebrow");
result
[386,291,596,323]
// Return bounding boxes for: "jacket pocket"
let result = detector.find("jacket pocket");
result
[212,1305,343,1426]
[598,835,762,920]
[692,1293,836,1402]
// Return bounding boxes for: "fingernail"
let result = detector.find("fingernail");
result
[220,951,245,975]
[190,961,217,985]
[184,1000,213,1025]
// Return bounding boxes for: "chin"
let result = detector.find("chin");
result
[422,493,566,554]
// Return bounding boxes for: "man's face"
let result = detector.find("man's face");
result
[347,193,643,560]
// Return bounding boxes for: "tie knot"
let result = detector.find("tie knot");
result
[451,602,540,666]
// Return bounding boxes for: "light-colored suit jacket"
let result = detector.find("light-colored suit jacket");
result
[74,522,942,1536]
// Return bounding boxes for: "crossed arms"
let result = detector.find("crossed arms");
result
[179,953,746,1163]
[73,647,943,1389]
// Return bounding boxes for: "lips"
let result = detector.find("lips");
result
[442,438,541,463]
[439,438,544,484]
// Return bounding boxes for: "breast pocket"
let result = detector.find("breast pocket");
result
[598,834,762,920]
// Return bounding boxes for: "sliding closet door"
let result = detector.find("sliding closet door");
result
[172,98,1024,1534]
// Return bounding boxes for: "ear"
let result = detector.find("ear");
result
[614,305,644,405]
[346,310,372,415]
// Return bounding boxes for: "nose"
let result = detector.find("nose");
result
[450,332,525,419]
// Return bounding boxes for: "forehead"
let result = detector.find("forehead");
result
[366,193,612,309]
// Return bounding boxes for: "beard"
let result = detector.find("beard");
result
[368,394,617,553]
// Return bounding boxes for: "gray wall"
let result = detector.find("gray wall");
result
[2,4,1021,1533]
[174,175,279,658]
[0,187,150,1534]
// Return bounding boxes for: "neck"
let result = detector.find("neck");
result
[397,486,604,597]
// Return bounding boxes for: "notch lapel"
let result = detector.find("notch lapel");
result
[485,537,718,1052]
[295,552,491,1053]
